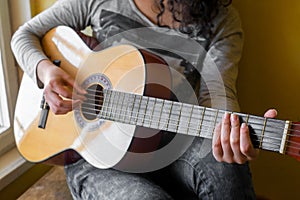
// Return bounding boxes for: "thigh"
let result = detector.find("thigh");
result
[65,159,173,200]
[167,137,256,200]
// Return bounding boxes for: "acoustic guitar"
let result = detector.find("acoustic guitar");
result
[14,26,300,170]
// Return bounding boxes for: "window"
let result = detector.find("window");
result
[0,0,19,155]
[0,49,10,132]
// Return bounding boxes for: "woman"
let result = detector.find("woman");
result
[11,0,276,199]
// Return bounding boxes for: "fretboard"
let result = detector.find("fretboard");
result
[100,89,291,154]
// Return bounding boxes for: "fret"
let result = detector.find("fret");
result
[177,103,193,135]
[259,118,267,149]
[246,115,265,149]
[117,91,124,122]
[199,107,206,137]
[187,106,205,137]
[134,95,142,125]
[112,91,120,121]
[101,90,107,118]
[198,107,212,137]
[157,99,165,129]
[108,90,114,120]
[140,96,149,126]
[113,91,120,120]
[167,102,181,132]
[151,98,164,129]
[175,103,183,133]
[110,90,117,120]
[149,98,157,128]
[165,100,173,131]
[123,93,133,124]
[143,97,155,127]
[129,94,137,125]
[159,100,172,130]
[245,114,250,124]
[136,96,147,126]
[103,90,112,119]
[186,104,194,135]
[118,91,126,123]
[200,108,217,138]
[100,90,106,118]
[213,109,219,134]
[122,92,130,123]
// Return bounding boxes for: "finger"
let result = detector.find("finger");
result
[264,109,277,118]
[52,84,73,99]
[49,78,86,101]
[62,74,87,95]
[72,99,82,109]
[44,89,73,114]
[212,122,223,162]
[230,114,247,164]
[240,123,258,160]
[72,90,87,101]
[221,113,234,162]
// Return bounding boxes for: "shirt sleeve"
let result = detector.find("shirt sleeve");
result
[198,6,243,112]
[10,0,94,86]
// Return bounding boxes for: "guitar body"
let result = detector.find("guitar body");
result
[14,26,171,168]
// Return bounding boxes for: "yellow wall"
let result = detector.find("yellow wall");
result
[30,0,56,16]
[233,0,300,199]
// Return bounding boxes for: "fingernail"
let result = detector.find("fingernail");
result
[241,123,247,129]
[231,114,237,121]
[272,109,278,115]
[224,112,229,119]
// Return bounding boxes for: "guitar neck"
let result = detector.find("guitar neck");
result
[99,89,291,154]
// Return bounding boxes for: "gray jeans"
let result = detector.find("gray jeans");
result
[65,137,256,200]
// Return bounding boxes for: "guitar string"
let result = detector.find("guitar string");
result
[80,97,300,140]
[84,87,300,131]
[80,104,300,143]
[82,87,300,150]
[79,103,300,151]
[78,109,300,154]
[81,92,300,140]
[81,91,300,137]
[72,89,300,155]
[81,88,300,153]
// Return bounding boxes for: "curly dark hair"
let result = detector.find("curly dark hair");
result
[156,0,232,39]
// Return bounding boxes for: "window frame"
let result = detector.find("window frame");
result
[0,0,19,155]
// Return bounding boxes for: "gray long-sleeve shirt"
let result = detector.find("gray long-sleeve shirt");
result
[11,0,243,111]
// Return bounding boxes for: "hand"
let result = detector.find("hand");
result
[212,109,277,164]
[37,60,86,115]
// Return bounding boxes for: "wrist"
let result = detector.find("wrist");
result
[36,59,53,87]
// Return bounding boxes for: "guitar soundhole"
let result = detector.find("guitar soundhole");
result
[81,84,103,121]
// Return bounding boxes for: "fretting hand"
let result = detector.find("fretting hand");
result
[212,109,277,164]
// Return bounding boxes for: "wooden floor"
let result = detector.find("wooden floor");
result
[18,166,72,200]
